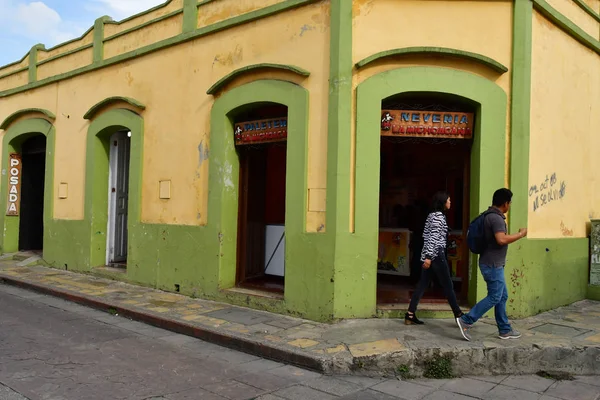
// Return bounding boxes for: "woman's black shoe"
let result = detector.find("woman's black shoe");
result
[404,312,424,325]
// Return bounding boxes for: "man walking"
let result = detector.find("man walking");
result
[457,188,527,341]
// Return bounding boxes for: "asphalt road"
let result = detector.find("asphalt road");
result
[0,283,598,400]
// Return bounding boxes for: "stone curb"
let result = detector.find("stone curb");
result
[2,271,600,377]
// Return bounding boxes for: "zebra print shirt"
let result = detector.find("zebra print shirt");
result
[420,211,448,261]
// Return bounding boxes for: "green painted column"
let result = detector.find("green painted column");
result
[183,0,198,33]
[93,16,112,63]
[27,44,45,83]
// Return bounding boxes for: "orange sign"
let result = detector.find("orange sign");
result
[6,153,22,216]
[381,110,474,139]
[234,117,287,145]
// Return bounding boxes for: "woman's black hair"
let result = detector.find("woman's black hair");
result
[431,191,450,213]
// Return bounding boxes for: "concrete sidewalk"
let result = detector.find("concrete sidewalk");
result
[0,257,599,378]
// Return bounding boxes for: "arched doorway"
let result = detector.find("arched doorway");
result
[377,93,476,305]
[232,103,288,294]
[18,135,47,251]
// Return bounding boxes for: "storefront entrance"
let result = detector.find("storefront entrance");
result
[107,130,131,267]
[18,135,47,251]
[235,103,288,294]
[377,94,475,305]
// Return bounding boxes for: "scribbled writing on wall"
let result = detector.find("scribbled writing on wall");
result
[528,173,566,212]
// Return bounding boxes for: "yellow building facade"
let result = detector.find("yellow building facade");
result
[0,0,598,321]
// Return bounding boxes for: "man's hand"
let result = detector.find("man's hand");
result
[519,228,528,238]
[423,259,431,270]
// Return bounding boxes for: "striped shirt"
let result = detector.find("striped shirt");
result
[420,211,448,261]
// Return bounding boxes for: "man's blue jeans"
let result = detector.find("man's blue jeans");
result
[460,264,512,334]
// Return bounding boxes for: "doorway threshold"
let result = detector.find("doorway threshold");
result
[92,265,127,281]
[226,287,284,300]
[377,302,470,319]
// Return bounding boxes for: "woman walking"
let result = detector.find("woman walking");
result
[405,191,464,325]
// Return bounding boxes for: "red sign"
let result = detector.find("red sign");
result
[234,117,287,145]
[6,153,21,216]
[381,110,474,139]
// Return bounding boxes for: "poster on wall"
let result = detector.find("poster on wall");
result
[447,231,465,278]
[381,110,474,139]
[6,153,22,216]
[234,117,288,145]
[377,229,410,276]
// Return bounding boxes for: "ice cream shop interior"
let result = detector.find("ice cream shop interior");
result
[0,0,599,322]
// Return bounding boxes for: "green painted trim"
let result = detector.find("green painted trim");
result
[37,44,94,67]
[356,47,509,74]
[103,10,183,42]
[327,0,359,317]
[1,108,56,130]
[355,67,508,312]
[0,52,29,71]
[0,0,320,98]
[0,118,55,256]
[207,64,311,95]
[573,0,600,23]
[28,44,45,83]
[533,0,600,55]
[83,97,146,120]
[93,16,112,63]
[109,0,174,25]
[0,67,28,81]
[183,0,198,33]
[84,109,144,268]
[509,0,533,230]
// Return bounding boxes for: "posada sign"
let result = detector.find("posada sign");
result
[234,117,287,145]
[6,153,22,216]
[381,110,474,139]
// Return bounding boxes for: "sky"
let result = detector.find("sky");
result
[0,0,165,66]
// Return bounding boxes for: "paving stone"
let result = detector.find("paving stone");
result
[266,365,322,383]
[501,375,555,393]
[235,372,294,391]
[303,376,364,396]
[272,385,337,400]
[248,323,283,334]
[371,380,435,400]
[538,396,564,400]
[253,395,287,400]
[204,380,266,400]
[441,377,496,397]
[482,385,543,400]
[205,308,273,325]
[530,323,591,338]
[348,338,405,357]
[210,348,260,365]
[158,334,201,347]
[543,380,600,400]
[340,389,401,400]
[336,375,387,388]
[422,390,483,400]
[574,375,600,388]
[264,319,304,329]
[411,378,451,389]
[165,387,229,399]
[467,375,508,384]
[238,358,284,373]
[0,383,30,400]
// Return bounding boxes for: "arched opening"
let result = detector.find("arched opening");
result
[231,102,288,294]
[17,134,47,252]
[377,92,477,306]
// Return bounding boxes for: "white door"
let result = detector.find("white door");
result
[107,131,131,265]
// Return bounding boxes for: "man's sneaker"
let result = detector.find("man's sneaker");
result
[456,317,472,341]
[499,330,521,340]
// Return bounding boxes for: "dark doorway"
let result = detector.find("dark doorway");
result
[18,135,46,251]
[235,103,287,294]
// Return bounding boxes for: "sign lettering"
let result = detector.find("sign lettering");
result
[381,110,474,139]
[6,154,21,216]
[234,117,287,145]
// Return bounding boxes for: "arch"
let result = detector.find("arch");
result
[209,79,309,294]
[84,108,144,267]
[355,47,509,74]
[0,118,55,254]
[206,64,311,95]
[0,108,56,130]
[353,66,507,310]
[83,97,146,120]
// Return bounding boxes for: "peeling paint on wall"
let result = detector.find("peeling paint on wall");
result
[197,140,210,167]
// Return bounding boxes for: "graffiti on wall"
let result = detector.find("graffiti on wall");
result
[528,173,566,212]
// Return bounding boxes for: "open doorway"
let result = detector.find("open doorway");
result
[18,135,46,252]
[106,130,131,267]
[377,93,475,305]
[234,103,287,294]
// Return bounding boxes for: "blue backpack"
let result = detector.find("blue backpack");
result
[466,210,494,254]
